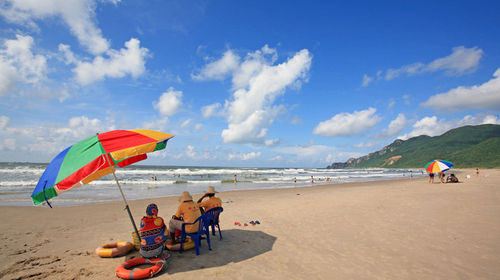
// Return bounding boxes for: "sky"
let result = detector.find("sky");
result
[0,0,499,168]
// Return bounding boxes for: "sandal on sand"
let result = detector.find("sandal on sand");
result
[255,221,260,224]
[234,222,241,226]
[244,223,248,226]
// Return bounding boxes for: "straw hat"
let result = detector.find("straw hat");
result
[178,191,193,202]
[205,186,218,194]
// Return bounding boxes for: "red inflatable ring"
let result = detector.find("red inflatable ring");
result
[115,257,165,279]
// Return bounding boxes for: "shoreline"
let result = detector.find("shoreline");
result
[1,168,498,279]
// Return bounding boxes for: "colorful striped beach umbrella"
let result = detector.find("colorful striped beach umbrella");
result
[425,160,454,173]
[32,129,174,241]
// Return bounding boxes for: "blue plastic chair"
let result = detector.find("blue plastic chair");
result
[205,207,223,240]
[180,214,212,255]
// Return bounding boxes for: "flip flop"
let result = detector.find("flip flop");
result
[244,223,248,226]
[255,221,260,224]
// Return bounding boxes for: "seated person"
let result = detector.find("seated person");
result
[167,191,201,245]
[446,173,459,183]
[139,204,167,259]
[197,186,222,214]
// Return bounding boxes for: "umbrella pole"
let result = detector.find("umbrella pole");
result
[105,156,142,244]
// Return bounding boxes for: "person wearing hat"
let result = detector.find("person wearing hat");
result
[167,191,202,245]
[197,186,222,214]
[139,203,168,259]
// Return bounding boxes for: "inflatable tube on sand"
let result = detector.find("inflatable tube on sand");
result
[165,239,195,251]
[115,257,165,279]
[95,241,134,258]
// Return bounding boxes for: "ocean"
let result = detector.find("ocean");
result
[0,162,422,206]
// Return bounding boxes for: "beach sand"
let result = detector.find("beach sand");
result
[1,169,499,279]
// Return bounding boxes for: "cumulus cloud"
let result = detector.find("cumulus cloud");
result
[0,0,113,55]
[201,103,222,118]
[0,35,48,96]
[228,151,261,161]
[363,46,483,85]
[72,38,149,85]
[399,114,500,140]
[195,45,312,145]
[313,108,382,137]
[422,68,500,111]
[153,87,183,117]
[378,113,408,138]
[192,50,240,80]
[55,116,108,138]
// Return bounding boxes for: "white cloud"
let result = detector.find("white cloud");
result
[73,38,149,85]
[0,138,16,151]
[0,35,48,96]
[142,118,169,132]
[399,114,500,140]
[361,74,373,87]
[378,113,408,138]
[186,145,196,158]
[222,47,312,144]
[195,45,311,145]
[364,46,483,85]
[313,107,382,137]
[275,144,362,163]
[353,142,380,149]
[228,151,261,161]
[192,50,240,80]
[55,116,107,139]
[0,0,113,55]
[0,116,10,131]
[153,87,183,117]
[264,138,281,147]
[427,46,483,75]
[201,103,222,118]
[422,68,500,111]
[180,119,191,128]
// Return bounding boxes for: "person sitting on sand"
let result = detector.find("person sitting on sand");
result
[197,186,222,214]
[167,191,202,245]
[446,174,459,183]
[139,204,168,259]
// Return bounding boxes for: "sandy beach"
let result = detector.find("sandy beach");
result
[1,168,499,279]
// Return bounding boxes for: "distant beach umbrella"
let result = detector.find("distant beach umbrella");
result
[31,129,174,241]
[425,160,454,173]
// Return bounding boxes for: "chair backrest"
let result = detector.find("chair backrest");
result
[205,207,223,224]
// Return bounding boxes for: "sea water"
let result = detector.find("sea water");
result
[0,162,423,206]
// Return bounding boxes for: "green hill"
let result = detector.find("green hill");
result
[328,124,500,169]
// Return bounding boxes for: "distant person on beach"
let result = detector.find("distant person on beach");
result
[428,172,435,183]
[440,173,446,183]
[294,177,297,184]
[234,174,237,184]
[167,191,201,245]
[197,186,222,214]
[476,168,479,177]
[311,176,314,184]
[447,174,459,183]
[139,204,168,259]
[409,170,413,180]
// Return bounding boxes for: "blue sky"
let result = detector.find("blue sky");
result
[0,0,499,168]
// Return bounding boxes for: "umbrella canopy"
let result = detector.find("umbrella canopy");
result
[32,129,174,205]
[425,160,454,173]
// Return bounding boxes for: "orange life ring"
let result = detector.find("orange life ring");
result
[95,241,134,258]
[115,257,165,279]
